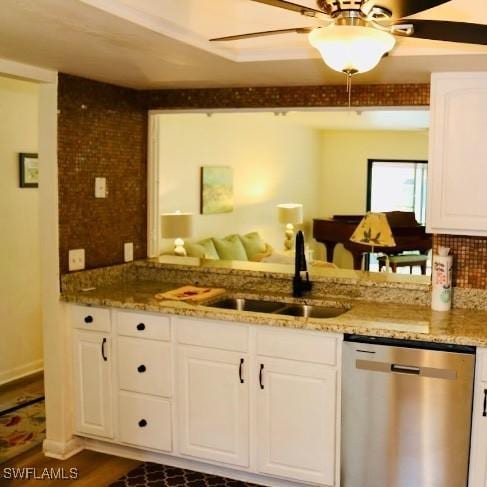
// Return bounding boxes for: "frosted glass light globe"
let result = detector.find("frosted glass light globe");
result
[309,25,396,74]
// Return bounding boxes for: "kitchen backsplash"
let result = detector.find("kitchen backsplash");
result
[434,235,487,289]
[139,83,430,109]
[58,74,147,273]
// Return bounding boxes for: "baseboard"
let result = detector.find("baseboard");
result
[0,360,44,386]
[83,438,307,487]
[43,437,84,460]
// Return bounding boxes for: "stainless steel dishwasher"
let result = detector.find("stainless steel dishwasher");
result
[342,335,475,487]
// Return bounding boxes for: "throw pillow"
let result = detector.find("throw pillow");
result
[239,232,267,261]
[212,234,249,261]
[186,238,220,260]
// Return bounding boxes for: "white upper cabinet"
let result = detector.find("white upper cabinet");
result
[428,72,487,236]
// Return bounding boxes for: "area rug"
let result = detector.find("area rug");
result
[0,400,46,464]
[110,462,259,487]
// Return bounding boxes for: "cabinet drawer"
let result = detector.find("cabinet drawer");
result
[71,305,110,332]
[174,317,248,352]
[116,310,170,341]
[256,327,338,366]
[118,392,172,452]
[118,337,172,397]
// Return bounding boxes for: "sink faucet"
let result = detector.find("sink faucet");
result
[293,230,312,298]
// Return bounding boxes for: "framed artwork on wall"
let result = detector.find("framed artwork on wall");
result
[19,153,39,188]
[200,166,234,214]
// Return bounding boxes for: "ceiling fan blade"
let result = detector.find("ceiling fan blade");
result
[249,0,331,19]
[398,19,487,45]
[362,0,451,20]
[210,27,314,42]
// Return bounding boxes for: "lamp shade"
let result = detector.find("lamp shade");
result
[160,212,193,239]
[309,25,396,75]
[349,212,396,248]
[277,204,303,225]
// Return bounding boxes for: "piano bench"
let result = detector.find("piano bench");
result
[378,254,429,275]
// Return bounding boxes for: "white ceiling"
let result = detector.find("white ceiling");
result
[1,0,487,89]
[161,109,430,131]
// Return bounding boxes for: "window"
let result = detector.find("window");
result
[366,159,428,224]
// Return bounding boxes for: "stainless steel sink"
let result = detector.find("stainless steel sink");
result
[208,298,286,313]
[276,304,347,319]
[208,298,349,319]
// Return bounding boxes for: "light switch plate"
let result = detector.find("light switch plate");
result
[69,249,85,271]
[124,242,134,262]
[95,177,107,198]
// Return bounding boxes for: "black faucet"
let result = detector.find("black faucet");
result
[293,230,312,297]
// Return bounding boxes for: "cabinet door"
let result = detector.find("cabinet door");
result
[177,346,249,467]
[257,357,337,486]
[469,349,487,487]
[428,73,487,235]
[73,330,113,438]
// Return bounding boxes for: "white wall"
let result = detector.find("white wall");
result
[157,112,322,253]
[0,76,42,384]
[318,130,429,268]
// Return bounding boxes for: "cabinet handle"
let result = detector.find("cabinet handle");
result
[138,419,147,428]
[84,315,93,324]
[101,338,107,361]
[483,389,487,417]
[259,364,264,390]
[137,364,146,373]
[136,323,145,331]
[239,358,244,384]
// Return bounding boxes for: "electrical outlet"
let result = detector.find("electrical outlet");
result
[69,249,85,271]
[124,242,134,262]
[95,177,107,198]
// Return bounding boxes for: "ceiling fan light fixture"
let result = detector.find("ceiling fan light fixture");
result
[309,25,396,75]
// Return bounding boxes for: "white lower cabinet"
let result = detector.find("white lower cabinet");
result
[177,346,249,467]
[469,348,487,487]
[118,391,172,452]
[257,357,337,485]
[72,306,341,486]
[72,329,113,438]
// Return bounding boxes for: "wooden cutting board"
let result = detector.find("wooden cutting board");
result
[155,286,225,302]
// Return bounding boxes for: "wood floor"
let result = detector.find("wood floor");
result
[2,446,140,486]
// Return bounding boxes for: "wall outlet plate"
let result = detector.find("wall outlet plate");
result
[69,249,85,271]
[124,242,134,262]
[95,177,107,198]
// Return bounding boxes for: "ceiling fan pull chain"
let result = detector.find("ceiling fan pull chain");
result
[346,72,352,108]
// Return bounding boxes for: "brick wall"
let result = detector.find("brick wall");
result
[58,74,147,273]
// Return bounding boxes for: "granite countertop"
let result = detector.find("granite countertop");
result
[61,279,487,347]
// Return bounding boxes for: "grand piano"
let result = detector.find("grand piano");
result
[313,211,432,270]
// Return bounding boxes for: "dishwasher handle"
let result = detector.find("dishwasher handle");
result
[391,364,421,375]
[355,359,457,380]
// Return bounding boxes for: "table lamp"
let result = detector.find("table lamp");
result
[277,203,304,250]
[160,212,193,256]
[349,212,396,271]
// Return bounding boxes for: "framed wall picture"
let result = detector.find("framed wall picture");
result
[200,166,234,214]
[19,153,39,188]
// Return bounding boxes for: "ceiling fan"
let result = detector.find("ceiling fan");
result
[209,0,487,77]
